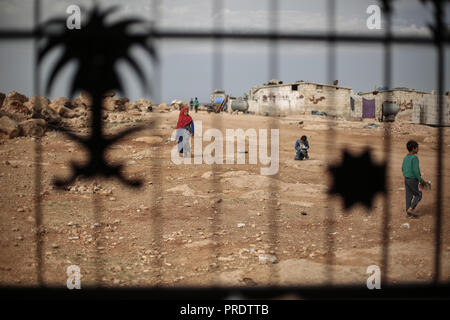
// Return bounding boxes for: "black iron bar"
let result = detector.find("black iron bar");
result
[32,0,43,287]
[1,30,448,44]
[210,0,224,286]
[325,0,337,286]
[267,0,280,286]
[433,0,445,284]
[381,0,393,286]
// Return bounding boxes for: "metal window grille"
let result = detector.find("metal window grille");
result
[0,0,449,299]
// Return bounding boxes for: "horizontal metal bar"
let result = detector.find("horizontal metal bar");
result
[0,29,448,45]
[1,283,450,299]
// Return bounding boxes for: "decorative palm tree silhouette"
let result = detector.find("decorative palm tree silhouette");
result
[39,6,157,188]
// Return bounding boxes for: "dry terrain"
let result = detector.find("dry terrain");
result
[0,110,449,288]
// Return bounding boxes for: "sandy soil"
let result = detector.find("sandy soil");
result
[0,110,449,288]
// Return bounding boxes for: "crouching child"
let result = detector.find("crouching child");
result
[295,135,309,160]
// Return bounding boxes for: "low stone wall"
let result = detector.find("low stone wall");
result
[412,95,450,125]
[349,95,363,120]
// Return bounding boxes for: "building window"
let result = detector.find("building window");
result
[291,84,298,91]
[316,85,323,92]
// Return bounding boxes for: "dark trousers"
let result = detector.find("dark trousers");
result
[405,177,422,211]
[295,149,308,160]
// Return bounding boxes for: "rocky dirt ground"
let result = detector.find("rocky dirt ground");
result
[0,109,449,288]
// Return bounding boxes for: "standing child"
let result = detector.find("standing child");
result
[176,107,194,158]
[194,97,199,113]
[295,135,310,160]
[402,140,424,218]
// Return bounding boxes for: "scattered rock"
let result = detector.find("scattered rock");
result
[51,103,77,118]
[2,91,31,121]
[201,171,213,179]
[0,116,20,138]
[363,123,379,129]
[218,256,234,262]
[40,105,61,125]
[258,254,278,265]
[157,103,170,112]
[237,223,246,228]
[0,92,5,107]
[166,184,196,197]
[80,91,93,108]
[133,136,163,144]
[50,97,73,110]
[129,98,153,112]
[103,97,127,111]
[401,223,410,229]
[18,118,47,137]
[111,265,122,272]
[71,97,88,110]
[184,239,214,248]
[24,95,50,115]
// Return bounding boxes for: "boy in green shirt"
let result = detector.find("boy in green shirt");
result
[402,140,424,218]
[194,97,199,113]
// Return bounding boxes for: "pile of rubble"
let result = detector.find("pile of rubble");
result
[169,99,188,111]
[0,90,171,139]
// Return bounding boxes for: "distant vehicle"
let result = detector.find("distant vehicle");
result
[208,89,228,113]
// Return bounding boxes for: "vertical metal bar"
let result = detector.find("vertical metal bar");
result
[325,0,336,285]
[433,0,444,284]
[381,0,393,284]
[210,0,224,285]
[33,0,43,287]
[269,0,279,81]
[91,0,102,287]
[267,0,279,285]
[150,0,163,286]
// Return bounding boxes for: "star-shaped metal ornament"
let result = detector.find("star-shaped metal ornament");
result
[328,149,387,209]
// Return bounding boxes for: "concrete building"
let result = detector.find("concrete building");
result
[358,88,432,121]
[244,80,449,124]
[412,93,450,125]
[247,80,353,118]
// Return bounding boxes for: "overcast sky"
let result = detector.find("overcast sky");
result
[0,0,449,104]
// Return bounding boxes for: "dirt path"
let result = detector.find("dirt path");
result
[0,111,449,287]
